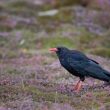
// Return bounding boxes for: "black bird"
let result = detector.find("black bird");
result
[49,47,110,92]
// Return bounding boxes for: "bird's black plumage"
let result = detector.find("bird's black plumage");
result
[55,47,110,82]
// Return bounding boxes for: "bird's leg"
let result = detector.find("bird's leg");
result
[74,80,83,92]
[74,80,80,90]
[76,81,83,92]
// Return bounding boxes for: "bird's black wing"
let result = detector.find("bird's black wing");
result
[67,56,110,82]
[71,50,99,64]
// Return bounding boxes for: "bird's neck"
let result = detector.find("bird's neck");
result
[57,52,65,58]
[57,52,67,62]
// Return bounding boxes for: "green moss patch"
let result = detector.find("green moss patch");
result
[37,37,75,49]
[24,85,70,103]
[90,48,110,58]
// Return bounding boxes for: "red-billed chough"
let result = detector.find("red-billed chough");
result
[49,47,110,92]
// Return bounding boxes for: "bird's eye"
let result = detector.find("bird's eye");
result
[57,48,61,52]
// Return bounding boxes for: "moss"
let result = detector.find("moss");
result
[5,1,35,11]
[38,8,74,32]
[25,85,70,103]
[7,51,18,58]
[94,91,108,98]
[0,37,8,47]
[0,50,3,58]
[55,10,73,22]
[78,34,99,46]
[39,9,73,23]
[0,85,24,102]
[0,25,13,32]
[2,1,37,18]
[0,49,19,59]
[70,96,99,110]
[101,35,110,48]
[4,0,47,16]
[75,32,93,50]
[74,30,110,58]
[90,48,110,58]
[79,35,94,44]
[94,12,110,29]
[8,1,29,8]
[7,68,22,75]
[10,29,37,49]
[37,37,75,49]
[0,4,5,11]
[53,0,82,8]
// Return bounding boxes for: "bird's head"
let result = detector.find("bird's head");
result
[49,47,69,56]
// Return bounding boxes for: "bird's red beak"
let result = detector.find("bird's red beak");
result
[49,48,58,52]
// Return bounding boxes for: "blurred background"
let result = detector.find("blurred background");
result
[0,0,110,58]
[0,0,110,110]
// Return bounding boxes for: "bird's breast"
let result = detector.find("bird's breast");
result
[60,58,70,70]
